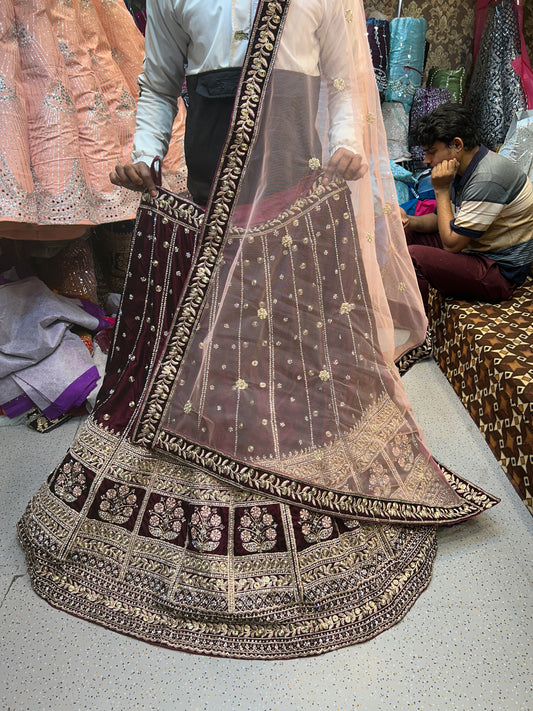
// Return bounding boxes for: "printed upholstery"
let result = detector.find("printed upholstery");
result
[428,277,533,514]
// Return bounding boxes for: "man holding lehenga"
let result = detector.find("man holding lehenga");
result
[18,0,498,660]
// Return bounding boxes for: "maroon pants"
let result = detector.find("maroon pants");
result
[405,230,516,310]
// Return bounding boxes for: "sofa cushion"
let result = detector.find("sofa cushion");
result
[428,276,533,514]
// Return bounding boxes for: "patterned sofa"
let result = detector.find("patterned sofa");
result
[428,276,533,514]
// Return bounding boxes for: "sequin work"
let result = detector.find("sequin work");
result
[18,416,438,659]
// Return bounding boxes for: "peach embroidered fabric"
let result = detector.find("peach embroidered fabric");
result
[0,0,186,240]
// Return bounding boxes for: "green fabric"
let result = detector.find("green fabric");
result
[427,67,466,103]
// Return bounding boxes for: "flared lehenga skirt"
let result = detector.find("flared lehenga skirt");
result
[18,418,437,659]
[17,183,444,659]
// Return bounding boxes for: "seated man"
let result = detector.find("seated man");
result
[401,102,533,310]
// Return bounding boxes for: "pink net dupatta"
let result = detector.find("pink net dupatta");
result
[132,0,498,524]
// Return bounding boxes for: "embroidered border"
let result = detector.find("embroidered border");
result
[395,330,433,376]
[151,428,499,523]
[127,1,499,524]
[135,0,289,446]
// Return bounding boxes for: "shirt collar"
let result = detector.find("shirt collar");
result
[453,145,488,191]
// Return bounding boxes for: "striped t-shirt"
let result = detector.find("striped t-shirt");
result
[450,145,533,284]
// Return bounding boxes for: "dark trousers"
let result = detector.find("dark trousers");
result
[405,229,516,310]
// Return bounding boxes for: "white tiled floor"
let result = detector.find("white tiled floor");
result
[1,359,531,711]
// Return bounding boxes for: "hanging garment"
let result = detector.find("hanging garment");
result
[465,0,528,150]
[18,0,498,660]
[498,109,533,180]
[0,0,186,241]
[365,18,390,96]
[381,100,412,162]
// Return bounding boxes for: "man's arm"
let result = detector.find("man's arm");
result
[111,0,188,195]
[318,0,367,182]
[400,209,438,234]
[432,160,471,252]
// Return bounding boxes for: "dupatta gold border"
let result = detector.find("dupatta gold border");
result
[135,0,290,446]
[132,1,499,523]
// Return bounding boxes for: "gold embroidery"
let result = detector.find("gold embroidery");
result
[148,497,185,541]
[190,505,224,553]
[238,506,278,553]
[53,460,87,503]
[98,484,138,525]
[340,302,356,314]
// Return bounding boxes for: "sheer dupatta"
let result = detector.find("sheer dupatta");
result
[131,0,497,523]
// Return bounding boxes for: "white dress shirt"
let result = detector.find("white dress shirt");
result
[132,0,360,168]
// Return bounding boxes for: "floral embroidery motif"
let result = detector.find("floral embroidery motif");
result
[308,157,321,170]
[238,506,278,553]
[257,307,268,320]
[333,78,346,91]
[116,88,136,117]
[58,41,75,62]
[88,90,111,119]
[369,464,392,497]
[345,9,353,22]
[298,510,333,544]
[148,497,185,541]
[235,379,248,390]
[11,22,33,46]
[340,302,356,315]
[281,234,293,248]
[0,76,16,103]
[319,370,330,382]
[366,112,376,123]
[53,459,87,503]
[392,434,415,470]
[183,401,193,413]
[43,81,76,113]
[190,505,224,553]
[98,484,138,525]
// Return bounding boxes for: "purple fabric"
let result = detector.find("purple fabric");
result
[77,297,111,332]
[366,19,390,93]
[0,274,104,418]
[42,366,100,420]
[409,87,452,162]
[1,393,34,418]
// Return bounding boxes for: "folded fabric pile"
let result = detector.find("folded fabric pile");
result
[365,12,466,174]
[0,266,110,424]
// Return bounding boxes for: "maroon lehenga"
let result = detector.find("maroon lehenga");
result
[18,0,498,659]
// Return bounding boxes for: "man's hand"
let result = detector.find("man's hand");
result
[110,161,157,197]
[431,159,459,192]
[324,148,368,185]
[399,206,409,228]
